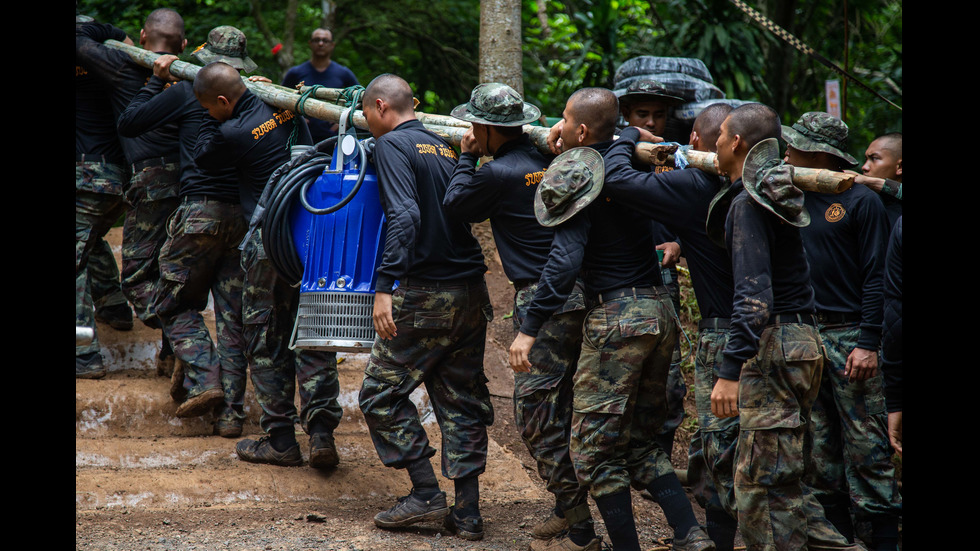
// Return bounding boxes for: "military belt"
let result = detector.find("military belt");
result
[698,317,731,331]
[131,155,180,173]
[767,313,818,327]
[815,312,861,325]
[595,285,670,305]
[183,194,237,204]
[399,274,484,289]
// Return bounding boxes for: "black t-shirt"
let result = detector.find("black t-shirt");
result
[75,26,124,164]
[444,134,554,283]
[373,120,486,292]
[118,78,239,203]
[720,182,816,380]
[801,184,889,349]
[195,89,312,219]
[520,140,663,338]
[602,127,734,320]
[75,22,180,164]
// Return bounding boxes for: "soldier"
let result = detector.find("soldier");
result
[75,14,133,378]
[782,113,902,551]
[710,103,860,551]
[76,9,186,374]
[115,27,258,435]
[617,78,687,460]
[443,83,598,551]
[854,132,902,228]
[510,88,713,551]
[617,79,683,139]
[193,61,344,468]
[358,74,493,541]
[600,102,740,551]
[880,216,902,458]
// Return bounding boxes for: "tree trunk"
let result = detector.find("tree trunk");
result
[479,0,524,96]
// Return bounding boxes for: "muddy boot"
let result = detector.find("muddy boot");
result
[374,490,449,529]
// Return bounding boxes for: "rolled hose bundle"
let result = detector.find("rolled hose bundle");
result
[257,137,337,285]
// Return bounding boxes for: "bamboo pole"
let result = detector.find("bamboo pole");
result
[105,40,853,193]
[679,148,853,194]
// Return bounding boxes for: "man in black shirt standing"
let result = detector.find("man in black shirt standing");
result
[782,113,901,551]
[116,28,257,435]
[854,132,902,229]
[443,83,598,551]
[75,14,133,378]
[193,61,344,470]
[600,102,741,551]
[710,104,858,551]
[510,88,712,551]
[357,74,493,541]
[76,10,186,374]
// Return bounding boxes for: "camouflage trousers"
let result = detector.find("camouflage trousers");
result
[512,280,589,513]
[154,197,248,423]
[733,321,852,551]
[805,324,902,525]
[659,279,688,455]
[241,229,342,434]
[686,323,738,521]
[359,276,494,480]
[76,160,128,357]
[570,288,678,499]
[121,160,180,330]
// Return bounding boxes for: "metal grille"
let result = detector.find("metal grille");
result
[292,291,376,353]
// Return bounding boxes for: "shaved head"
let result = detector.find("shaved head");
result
[143,8,185,54]
[566,87,619,143]
[725,103,781,152]
[193,62,245,102]
[364,74,415,115]
[863,132,903,181]
[875,132,902,157]
[692,102,733,152]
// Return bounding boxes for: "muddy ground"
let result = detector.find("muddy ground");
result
[75,223,719,550]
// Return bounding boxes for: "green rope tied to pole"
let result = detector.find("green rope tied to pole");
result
[287,84,326,149]
[337,84,365,131]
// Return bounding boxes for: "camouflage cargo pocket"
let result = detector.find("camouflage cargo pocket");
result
[573,392,628,415]
[618,317,660,338]
[413,311,453,329]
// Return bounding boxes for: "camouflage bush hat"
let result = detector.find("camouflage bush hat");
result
[192,26,257,73]
[534,147,604,227]
[742,138,810,227]
[450,83,541,127]
[781,111,857,165]
[618,79,684,107]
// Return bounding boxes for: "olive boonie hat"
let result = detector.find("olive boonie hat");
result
[743,138,810,227]
[451,83,541,127]
[618,79,684,107]
[192,26,257,73]
[534,147,604,227]
[781,111,856,165]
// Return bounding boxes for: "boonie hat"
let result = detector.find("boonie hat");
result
[618,79,684,107]
[781,111,856,166]
[534,147,604,227]
[742,138,810,227]
[192,25,258,73]
[451,83,541,127]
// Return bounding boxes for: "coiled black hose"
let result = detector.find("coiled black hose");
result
[258,137,337,285]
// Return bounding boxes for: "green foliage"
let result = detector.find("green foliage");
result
[77,0,901,142]
[523,0,665,115]
[76,0,481,115]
